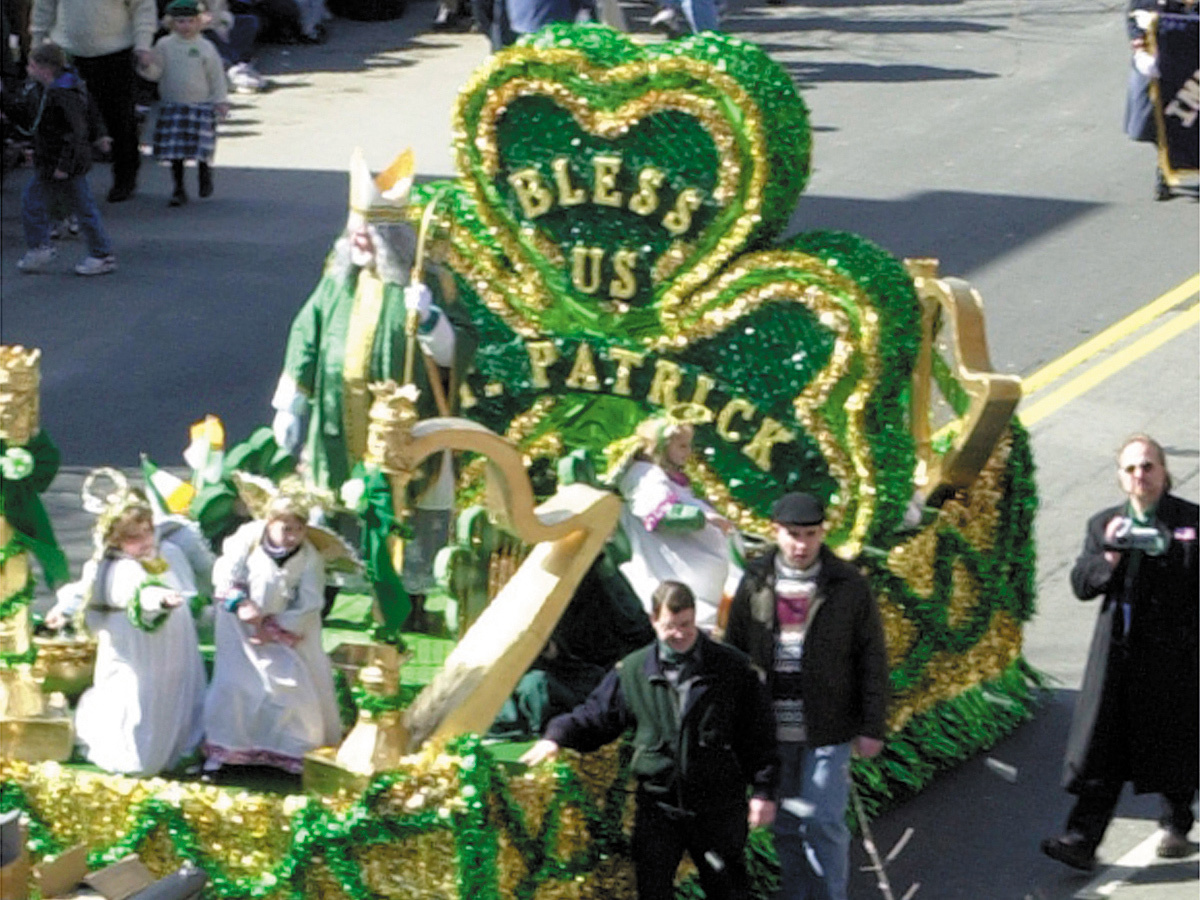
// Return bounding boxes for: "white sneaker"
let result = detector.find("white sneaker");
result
[74,255,117,276]
[228,62,267,93]
[17,246,57,273]
[649,6,686,35]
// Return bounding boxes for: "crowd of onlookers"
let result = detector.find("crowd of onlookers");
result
[0,0,339,274]
[0,0,727,275]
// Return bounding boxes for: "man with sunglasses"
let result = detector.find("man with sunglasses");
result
[1043,434,1199,870]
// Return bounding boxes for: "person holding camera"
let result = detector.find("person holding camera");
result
[1042,434,1199,871]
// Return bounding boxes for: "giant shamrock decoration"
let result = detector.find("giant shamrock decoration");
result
[415,26,923,555]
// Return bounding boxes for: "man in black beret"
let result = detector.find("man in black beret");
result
[724,492,889,900]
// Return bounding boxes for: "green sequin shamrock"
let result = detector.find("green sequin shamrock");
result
[416,25,924,553]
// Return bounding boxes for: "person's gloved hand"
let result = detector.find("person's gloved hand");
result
[272,409,304,456]
[405,283,433,323]
[1133,48,1159,78]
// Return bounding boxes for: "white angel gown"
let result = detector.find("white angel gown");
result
[203,522,341,772]
[74,542,207,776]
[617,460,740,633]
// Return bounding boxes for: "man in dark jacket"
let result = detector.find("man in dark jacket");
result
[724,491,889,900]
[1042,434,1199,871]
[521,580,778,900]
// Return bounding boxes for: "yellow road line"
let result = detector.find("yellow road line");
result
[1021,274,1199,396]
[1019,304,1200,427]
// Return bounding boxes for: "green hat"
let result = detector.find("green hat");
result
[166,0,201,16]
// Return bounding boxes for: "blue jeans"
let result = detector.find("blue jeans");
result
[204,16,261,67]
[22,173,113,258]
[774,742,852,900]
[661,0,719,33]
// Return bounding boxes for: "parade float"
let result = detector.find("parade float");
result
[0,24,1039,900]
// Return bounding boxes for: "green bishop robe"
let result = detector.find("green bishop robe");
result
[279,264,477,493]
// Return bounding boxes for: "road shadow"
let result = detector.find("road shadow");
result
[729,11,1003,35]
[847,689,1165,900]
[785,190,1100,278]
[1,168,1100,467]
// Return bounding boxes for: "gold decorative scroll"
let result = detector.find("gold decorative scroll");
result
[906,260,1022,498]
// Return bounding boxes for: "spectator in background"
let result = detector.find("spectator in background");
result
[201,0,267,92]
[11,41,117,275]
[648,0,719,39]
[140,0,228,206]
[30,0,157,202]
[473,0,592,50]
[1123,0,1198,199]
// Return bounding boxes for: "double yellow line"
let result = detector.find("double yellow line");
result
[1018,275,1200,427]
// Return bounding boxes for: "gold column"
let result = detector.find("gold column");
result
[0,345,73,761]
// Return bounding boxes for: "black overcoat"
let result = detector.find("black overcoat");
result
[1063,492,1199,795]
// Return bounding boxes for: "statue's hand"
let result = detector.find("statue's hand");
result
[272,409,305,457]
[405,283,433,323]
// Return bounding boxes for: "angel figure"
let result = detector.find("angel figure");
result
[202,475,345,776]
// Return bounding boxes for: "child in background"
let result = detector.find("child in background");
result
[45,485,207,776]
[203,480,341,777]
[11,42,116,276]
[141,0,229,206]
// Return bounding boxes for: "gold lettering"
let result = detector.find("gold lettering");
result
[591,155,623,208]
[526,341,559,389]
[688,373,715,408]
[552,157,586,207]
[508,168,554,219]
[628,168,664,216]
[647,360,684,408]
[565,342,601,391]
[608,347,646,396]
[571,246,604,294]
[743,417,795,470]
[716,398,756,441]
[609,248,639,300]
[662,188,703,236]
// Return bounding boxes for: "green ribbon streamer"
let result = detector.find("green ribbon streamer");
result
[0,432,69,589]
[356,464,411,633]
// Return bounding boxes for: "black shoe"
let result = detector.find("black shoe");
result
[1157,828,1192,858]
[1041,834,1097,871]
[107,183,136,203]
[169,187,188,207]
[199,166,213,198]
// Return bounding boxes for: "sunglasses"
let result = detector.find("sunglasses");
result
[1122,462,1156,474]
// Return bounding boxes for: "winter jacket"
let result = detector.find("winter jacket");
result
[544,631,778,813]
[5,71,97,178]
[724,545,889,747]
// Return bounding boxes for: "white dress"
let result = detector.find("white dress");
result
[203,522,341,771]
[74,543,207,776]
[617,461,740,632]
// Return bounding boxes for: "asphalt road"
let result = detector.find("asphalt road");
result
[2,0,1197,897]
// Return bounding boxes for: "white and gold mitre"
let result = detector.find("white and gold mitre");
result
[347,147,414,229]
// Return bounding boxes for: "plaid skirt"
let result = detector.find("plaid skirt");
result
[153,102,217,162]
